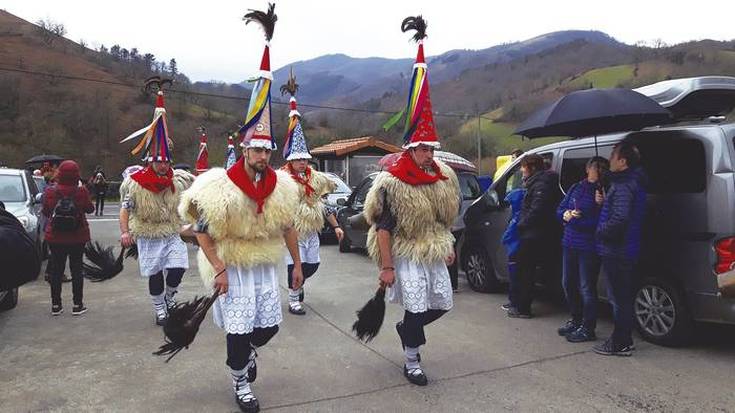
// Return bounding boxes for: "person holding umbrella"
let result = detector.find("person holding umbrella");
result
[363,16,460,386]
[593,141,647,356]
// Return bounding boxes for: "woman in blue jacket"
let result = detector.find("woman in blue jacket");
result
[501,187,526,311]
[556,157,609,342]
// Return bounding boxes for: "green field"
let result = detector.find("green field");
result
[566,64,635,89]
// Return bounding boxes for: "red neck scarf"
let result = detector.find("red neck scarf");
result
[284,163,315,197]
[131,166,175,194]
[387,151,448,186]
[227,157,277,214]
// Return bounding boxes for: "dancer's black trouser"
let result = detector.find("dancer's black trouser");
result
[147,268,186,295]
[402,309,448,348]
[226,326,280,370]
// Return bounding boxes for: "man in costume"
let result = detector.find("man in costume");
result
[364,16,460,386]
[280,70,344,315]
[119,82,195,326]
[179,5,302,412]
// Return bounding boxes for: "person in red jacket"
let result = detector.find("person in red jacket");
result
[42,160,95,316]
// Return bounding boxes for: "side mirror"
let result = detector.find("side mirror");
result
[34,193,43,204]
[337,198,346,206]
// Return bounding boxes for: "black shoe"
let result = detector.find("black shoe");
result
[500,303,513,311]
[403,364,428,386]
[593,338,633,356]
[72,305,87,316]
[288,302,306,315]
[566,326,596,343]
[235,391,260,413]
[557,319,580,336]
[51,304,63,316]
[507,308,532,319]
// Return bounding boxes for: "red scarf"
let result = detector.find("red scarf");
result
[284,163,315,197]
[227,157,277,214]
[131,166,175,194]
[387,151,448,186]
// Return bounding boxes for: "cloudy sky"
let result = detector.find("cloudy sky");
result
[4,0,734,83]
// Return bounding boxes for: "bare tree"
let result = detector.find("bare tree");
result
[35,19,67,47]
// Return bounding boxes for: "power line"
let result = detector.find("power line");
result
[0,65,495,121]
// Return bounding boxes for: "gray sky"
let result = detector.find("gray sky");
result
[5,0,734,83]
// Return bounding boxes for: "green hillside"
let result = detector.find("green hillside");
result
[566,64,635,89]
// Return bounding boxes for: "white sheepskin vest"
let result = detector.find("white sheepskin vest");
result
[363,160,459,263]
[288,168,337,238]
[178,168,298,287]
[120,169,195,239]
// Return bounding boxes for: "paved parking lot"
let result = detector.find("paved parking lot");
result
[2,218,735,412]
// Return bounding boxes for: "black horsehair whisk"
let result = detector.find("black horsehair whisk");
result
[352,284,387,343]
[82,241,126,282]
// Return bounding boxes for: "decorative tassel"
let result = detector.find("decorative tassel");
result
[82,241,125,282]
[351,285,387,342]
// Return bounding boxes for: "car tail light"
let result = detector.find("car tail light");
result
[715,237,735,273]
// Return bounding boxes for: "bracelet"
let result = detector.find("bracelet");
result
[381,266,395,271]
[333,225,340,230]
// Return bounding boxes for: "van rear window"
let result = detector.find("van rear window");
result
[633,138,706,194]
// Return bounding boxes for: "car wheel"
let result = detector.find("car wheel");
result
[339,234,352,253]
[634,277,693,347]
[462,247,501,293]
[0,288,19,311]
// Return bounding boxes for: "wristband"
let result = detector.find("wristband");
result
[333,225,341,230]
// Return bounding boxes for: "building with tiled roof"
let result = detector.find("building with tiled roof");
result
[311,136,401,186]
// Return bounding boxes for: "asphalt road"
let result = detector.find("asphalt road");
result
[2,210,735,412]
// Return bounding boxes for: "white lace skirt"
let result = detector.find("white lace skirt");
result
[388,257,453,313]
[284,231,321,265]
[136,235,189,277]
[212,263,283,335]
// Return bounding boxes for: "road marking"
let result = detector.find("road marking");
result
[89,218,119,222]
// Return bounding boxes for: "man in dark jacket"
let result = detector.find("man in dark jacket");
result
[511,154,562,318]
[42,160,95,316]
[593,141,646,356]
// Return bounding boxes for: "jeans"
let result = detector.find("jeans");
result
[94,193,105,215]
[601,255,635,346]
[507,254,519,308]
[516,238,557,314]
[562,248,600,329]
[402,309,447,348]
[226,326,279,370]
[49,243,84,306]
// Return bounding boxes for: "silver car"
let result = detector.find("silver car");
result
[463,76,735,346]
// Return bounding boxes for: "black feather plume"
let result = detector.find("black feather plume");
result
[83,241,125,282]
[401,15,428,42]
[243,3,277,42]
[280,67,299,97]
[143,76,174,94]
[153,290,219,362]
[125,244,138,260]
[351,287,386,343]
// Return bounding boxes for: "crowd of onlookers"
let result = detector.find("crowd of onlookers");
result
[501,140,647,357]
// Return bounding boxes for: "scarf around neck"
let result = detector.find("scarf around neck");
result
[226,157,277,214]
[131,166,175,194]
[387,151,448,186]
[285,163,315,197]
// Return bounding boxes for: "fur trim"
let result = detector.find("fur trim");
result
[122,169,194,239]
[178,168,298,287]
[364,160,459,263]
[290,170,336,237]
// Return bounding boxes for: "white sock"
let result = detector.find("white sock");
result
[165,285,177,300]
[151,293,166,313]
[405,346,421,370]
[231,368,254,400]
[288,289,301,304]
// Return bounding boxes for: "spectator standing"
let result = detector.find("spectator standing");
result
[42,160,95,316]
[556,157,609,342]
[89,166,108,216]
[500,186,526,312]
[593,141,647,356]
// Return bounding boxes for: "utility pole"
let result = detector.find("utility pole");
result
[476,113,482,175]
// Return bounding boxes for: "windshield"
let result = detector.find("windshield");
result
[33,176,48,192]
[458,173,482,200]
[0,175,26,202]
[326,174,351,194]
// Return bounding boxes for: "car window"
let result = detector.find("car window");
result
[354,177,374,205]
[633,137,706,194]
[458,174,482,200]
[25,172,39,196]
[0,175,27,202]
[560,146,614,192]
[326,174,351,194]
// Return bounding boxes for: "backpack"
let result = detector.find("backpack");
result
[51,187,80,232]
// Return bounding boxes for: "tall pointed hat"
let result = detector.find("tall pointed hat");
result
[280,68,312,161]
[224,132,238,169]
[195,126,209,174]
[120,76,175,162]
[399,16,440,149]
[238,3,277,150]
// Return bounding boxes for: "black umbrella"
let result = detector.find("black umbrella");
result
[25,154,64,165]
[173,163,192,171]
[514,88,672,142]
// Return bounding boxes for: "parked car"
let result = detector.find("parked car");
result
[320,172,352,242]
[462,76,735,346]
[0,168,44,310]
[337,166,483,281]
